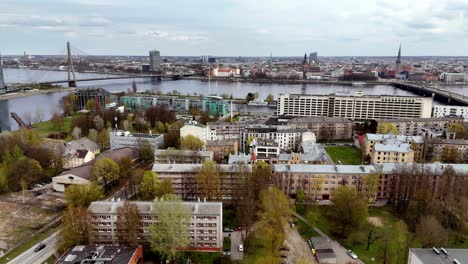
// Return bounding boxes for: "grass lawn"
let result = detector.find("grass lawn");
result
[30,116,73,138]
[325,146,362,165]
[0,226,60,264]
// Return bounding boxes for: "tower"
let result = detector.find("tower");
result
[395,44,401,74]
[0,53,6,94]
[302,53,308,80]
[149,50,161,72]
[67,41,76,87]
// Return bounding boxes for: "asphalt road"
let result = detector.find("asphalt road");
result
[223,231,244,261]
[7,231,59,264]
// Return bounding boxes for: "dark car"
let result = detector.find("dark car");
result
[34,243,46,252]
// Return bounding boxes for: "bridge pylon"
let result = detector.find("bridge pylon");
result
[67,41,77,88]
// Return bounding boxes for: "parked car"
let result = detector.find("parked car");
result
[347,249,358,259]
[234,227,243,231]
[34,243,46,252]
[221,251,231,256]
[33,191,42,197]
[223,227,234,233]
[238,244,244,252]
[87,251,98,259]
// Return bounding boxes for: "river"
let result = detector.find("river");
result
[0,68,463,131]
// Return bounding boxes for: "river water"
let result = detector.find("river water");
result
[0,68,463,131]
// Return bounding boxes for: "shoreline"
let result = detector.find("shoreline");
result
[0,87,75,101]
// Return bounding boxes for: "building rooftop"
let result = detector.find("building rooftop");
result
[228,154,252,164]
[366,133,425,144]
[374,142,411,153]
[57,245,140,264]
[409,248,468,264]
[88,201,223,216]
[66,137,99,152]
[377,116,463,123]
[153,163,252,173]
[111,130,162,138]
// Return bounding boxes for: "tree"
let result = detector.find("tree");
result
[376,122,399,135]
[71,126,82,139]
[51,112,64,131]
[64,183,103,207]
[158,178,174,197]
[93,115,105,131]
[140,171,160,200]
[363,173,380,202]
[328,186,368,237]
[266,94,274,103]
[59,93,78,116]
[196,160,221,200]
[12,157,43,201]
[250,161,271,202]
[116,201,142,246]
[313,176,324,201]
[416,215,448,247]
[245,92,255,102]
[198,111,211,125]
[440,146,460,163]
[58,207,92,253]
[296,190,306,205]
[181,134,204,150]
[138,139,155,163]
[35,106,45,123]
[97,128,110,149]
[448,123,465,134]
[91,158,120,193]
[132,80,138,94]
[363,224,383,250]
[155,121,166,133]
[88,128,98,143]
[149,194,192,261]
[85,99,96,111]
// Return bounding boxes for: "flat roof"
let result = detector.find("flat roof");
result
[409,248,468,264]
[152,163,252,173]
[88,201,222,216]
[57,245,139,264]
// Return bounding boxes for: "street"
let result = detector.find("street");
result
[223,231,244,261]
[7,231,59,264]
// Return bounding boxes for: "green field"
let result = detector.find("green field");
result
[325,146,362,165]
[30,116,73,138]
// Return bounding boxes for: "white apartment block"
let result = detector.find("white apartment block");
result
[180,122,216,145]
[109,130,164,150]
[277,94,433,120]
[240,125,307,152]
[432,105,468,121]
[88,201,223,252]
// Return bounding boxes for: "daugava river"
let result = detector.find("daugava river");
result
[0,68,454,131]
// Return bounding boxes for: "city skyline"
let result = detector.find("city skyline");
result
[1,0,468,56]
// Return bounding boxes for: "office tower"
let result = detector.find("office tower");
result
[0,53,5,94]
[309,52,318,64]
[149,50,161,71]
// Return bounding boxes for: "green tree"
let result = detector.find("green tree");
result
[196,160,221,200]
[155,121,166,133]
[448,123,465,134]
[313,176,324,201]
[416,215,448,247]
[266,93,274,103]
[376,122,399,135]
[58,207,92,253]
[363,173,380,202]
[64,183,103,207]
[250,160,271,202]
[116,201,142,246]
[149,194,192,261]
[91,158,120,193]
[118,157,134,180]
[51,112,64,131]
[296,190,306,205]
[329,186,368,237]
[180,134,204,150]
[132,79,138,94]
[140,171,160,200]
[158,178,174,197]
[12,157,43,202]
[85,99,96,111]
[138,139,155,163]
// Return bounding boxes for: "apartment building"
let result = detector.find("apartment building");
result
[154,149,213,164]
[277,94,433,120]
[88,201,223,252]
[110,130,164,150]
[432,105,468,121]
[240,125,307,152]
[180,122,216,145]
[273,163,468,201]
[376,117,464,136]
[363,134,425,162]
[425,139,468,161]
[286,116,353,140]
[57,245,143,264]
[152,163,252,200]
[249,138,281,164]
[206,139,238,162]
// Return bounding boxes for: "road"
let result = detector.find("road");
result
[223,231,244,261]
[7,231,59,264]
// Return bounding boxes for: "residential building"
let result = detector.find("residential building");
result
[53,147,139,192]
[206,139,238,162]
[180,122,216,145]
[109,130,164,150]
[287,116,353,140]
[210,68,240,77]
[152,163,252,200]
[88,201,223,252]
[363,134,425,162]
[149,50,161,71]
[75,88,111,111]
[277,94,433,120]
[228,153,253,164]
[420,126,456,140]
[376,117,464,136]
[249,138,280,164]
[425,139,468,162]
[120,95,229,117]
[62,149,95,169]
[208,119,265,140]
[273,163,468,201]
[57,245,143,264]
[154,149,213,164]
[278,135,328,165]
[65,137,100,155]
[433,105,468,121]
[408,248,468,264]
[0,53,5,94]
[240,125,307,152]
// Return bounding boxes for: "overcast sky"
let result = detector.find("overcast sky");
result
[1,0,468,56]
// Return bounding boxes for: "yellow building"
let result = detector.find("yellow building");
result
[363,134,424,163]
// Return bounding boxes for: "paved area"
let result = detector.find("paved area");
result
[7,231,59,264]
[223,231,244,261]
[283,224,317,264]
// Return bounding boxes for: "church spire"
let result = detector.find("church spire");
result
[396,43,401,64]
[395,43,402,74]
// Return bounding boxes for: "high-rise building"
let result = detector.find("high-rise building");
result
[309,52,318,64]
[149,50,161,71]
[0,53,6,94]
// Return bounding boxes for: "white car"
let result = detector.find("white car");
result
[347,249,358,259]
[238,244,244,252]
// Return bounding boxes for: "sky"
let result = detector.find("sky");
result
[1,0,468,56]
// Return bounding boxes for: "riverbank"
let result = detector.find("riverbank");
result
[0,87,75,101]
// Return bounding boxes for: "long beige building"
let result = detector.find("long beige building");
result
[363,134,425,163]
[376,117,464,136]
[277,94,433,120]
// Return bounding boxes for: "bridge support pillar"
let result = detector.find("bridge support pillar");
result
[68,81,76,87]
